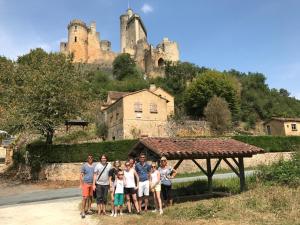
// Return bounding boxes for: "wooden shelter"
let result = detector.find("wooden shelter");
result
[129,137,264,192]
[65,120,89,132]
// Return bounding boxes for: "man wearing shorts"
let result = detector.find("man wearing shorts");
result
[135,153,151,212]
[80,154,94,219]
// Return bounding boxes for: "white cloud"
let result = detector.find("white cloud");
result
[141,3,153,14]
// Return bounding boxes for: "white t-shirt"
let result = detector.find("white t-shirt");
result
[124,168,136,188]
[114,178,124,194]
[94,162,112,185]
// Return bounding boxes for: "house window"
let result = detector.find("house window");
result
[134,102,142,112]
[149,103,158,113]
[116,112,119,120]
[74,36,77,42]
[291,124,297,131]
[74,25,77,31]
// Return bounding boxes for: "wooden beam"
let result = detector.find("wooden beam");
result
[206,158,213,194]
[173,159,183,170]
[211,158,222,176]
[238,157,246,192]
[231,157,239,167]
[223,158,240,177]
[192,159,208,176]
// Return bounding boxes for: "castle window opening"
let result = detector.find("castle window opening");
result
[74,36,77,42]
[158,58,165,67]
[74,26,77,31]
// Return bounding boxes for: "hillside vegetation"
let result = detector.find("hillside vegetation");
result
[1,49,300,141]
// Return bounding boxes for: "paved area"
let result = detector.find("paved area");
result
[0,170,254,207]
[0,197,99,225]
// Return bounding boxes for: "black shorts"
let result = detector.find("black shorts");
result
[161,184,173,201]
[124,187,136,195]
[96,184,109,204]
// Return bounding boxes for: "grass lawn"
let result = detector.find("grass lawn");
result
[93,183,299,225]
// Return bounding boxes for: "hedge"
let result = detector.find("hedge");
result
[26,139,138,163]
[233,136,300,152]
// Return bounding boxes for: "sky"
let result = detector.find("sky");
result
[0,0,299,99]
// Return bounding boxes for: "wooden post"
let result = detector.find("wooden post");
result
[238,157,246,192]
[206,158,212,194]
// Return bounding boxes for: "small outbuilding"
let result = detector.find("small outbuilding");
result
[129,137,264,192]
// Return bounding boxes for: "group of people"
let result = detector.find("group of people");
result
[79,153,177,219]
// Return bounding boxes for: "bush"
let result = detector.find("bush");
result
[233,135,300,152]
[26,139,138,164]
[257,152,300,187]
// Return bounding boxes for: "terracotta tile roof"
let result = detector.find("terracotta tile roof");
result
[107,91,129,100]
[129,137,264,159]
[269,117,300,122]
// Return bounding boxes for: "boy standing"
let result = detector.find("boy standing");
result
[80,154,94,219]
[113,170,126,217]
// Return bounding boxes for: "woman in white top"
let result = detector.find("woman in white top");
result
[124,161,140,214]
[150,162,163,214]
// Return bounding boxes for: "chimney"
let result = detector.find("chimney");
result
[149,84,156,92]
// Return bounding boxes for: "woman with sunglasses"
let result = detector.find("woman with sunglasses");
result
[124,161,140,214]
[150,162,163,215]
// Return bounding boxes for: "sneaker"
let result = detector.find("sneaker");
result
[159,210,163,215]
[113,213,117,217]
[151,209,157,213]
[80,212,85,219]
[86,209,93,215]
[120,212,123,216]
[110,212,114,217]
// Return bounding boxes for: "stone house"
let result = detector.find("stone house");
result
[101,85,174,140]
[264,117,300,136]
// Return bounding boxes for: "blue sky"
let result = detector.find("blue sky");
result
[0,0,299,99]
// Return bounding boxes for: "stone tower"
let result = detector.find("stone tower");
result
[120,8,148,56]
[66,19,88,62]
[60,9,180,77]
[60,19,116,66]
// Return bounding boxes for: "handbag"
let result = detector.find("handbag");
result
[93,163,108,199]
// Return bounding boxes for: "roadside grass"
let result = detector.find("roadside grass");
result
[91,183,299,225]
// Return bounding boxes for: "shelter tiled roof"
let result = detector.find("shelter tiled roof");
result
[129,137,264,159]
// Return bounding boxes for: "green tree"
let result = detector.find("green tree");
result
[204,96,232,135]
[0,48,86,144]
[112,53,142,80]
[183,70,240,120]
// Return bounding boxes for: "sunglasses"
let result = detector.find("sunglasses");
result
[151,166,156,168]
[118,174,124,176]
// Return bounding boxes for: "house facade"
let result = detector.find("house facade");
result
[102,86,174,140]
[264,117,300,136]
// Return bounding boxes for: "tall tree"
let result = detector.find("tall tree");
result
[0,48,86,144]
[112,53,142,80]
[183,70,240,120]
[204,96,232,135]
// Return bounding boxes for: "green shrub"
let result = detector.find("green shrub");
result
[26,139,138,163]
[233,135,300,152]
[257,152,300,187]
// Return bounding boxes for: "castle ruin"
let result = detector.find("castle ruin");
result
[60,8,180,77]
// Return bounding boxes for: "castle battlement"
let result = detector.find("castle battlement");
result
[60,9,180,77]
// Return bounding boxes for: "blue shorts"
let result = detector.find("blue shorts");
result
[114,193,124,206]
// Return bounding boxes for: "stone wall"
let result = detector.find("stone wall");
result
[39,152,292,181]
